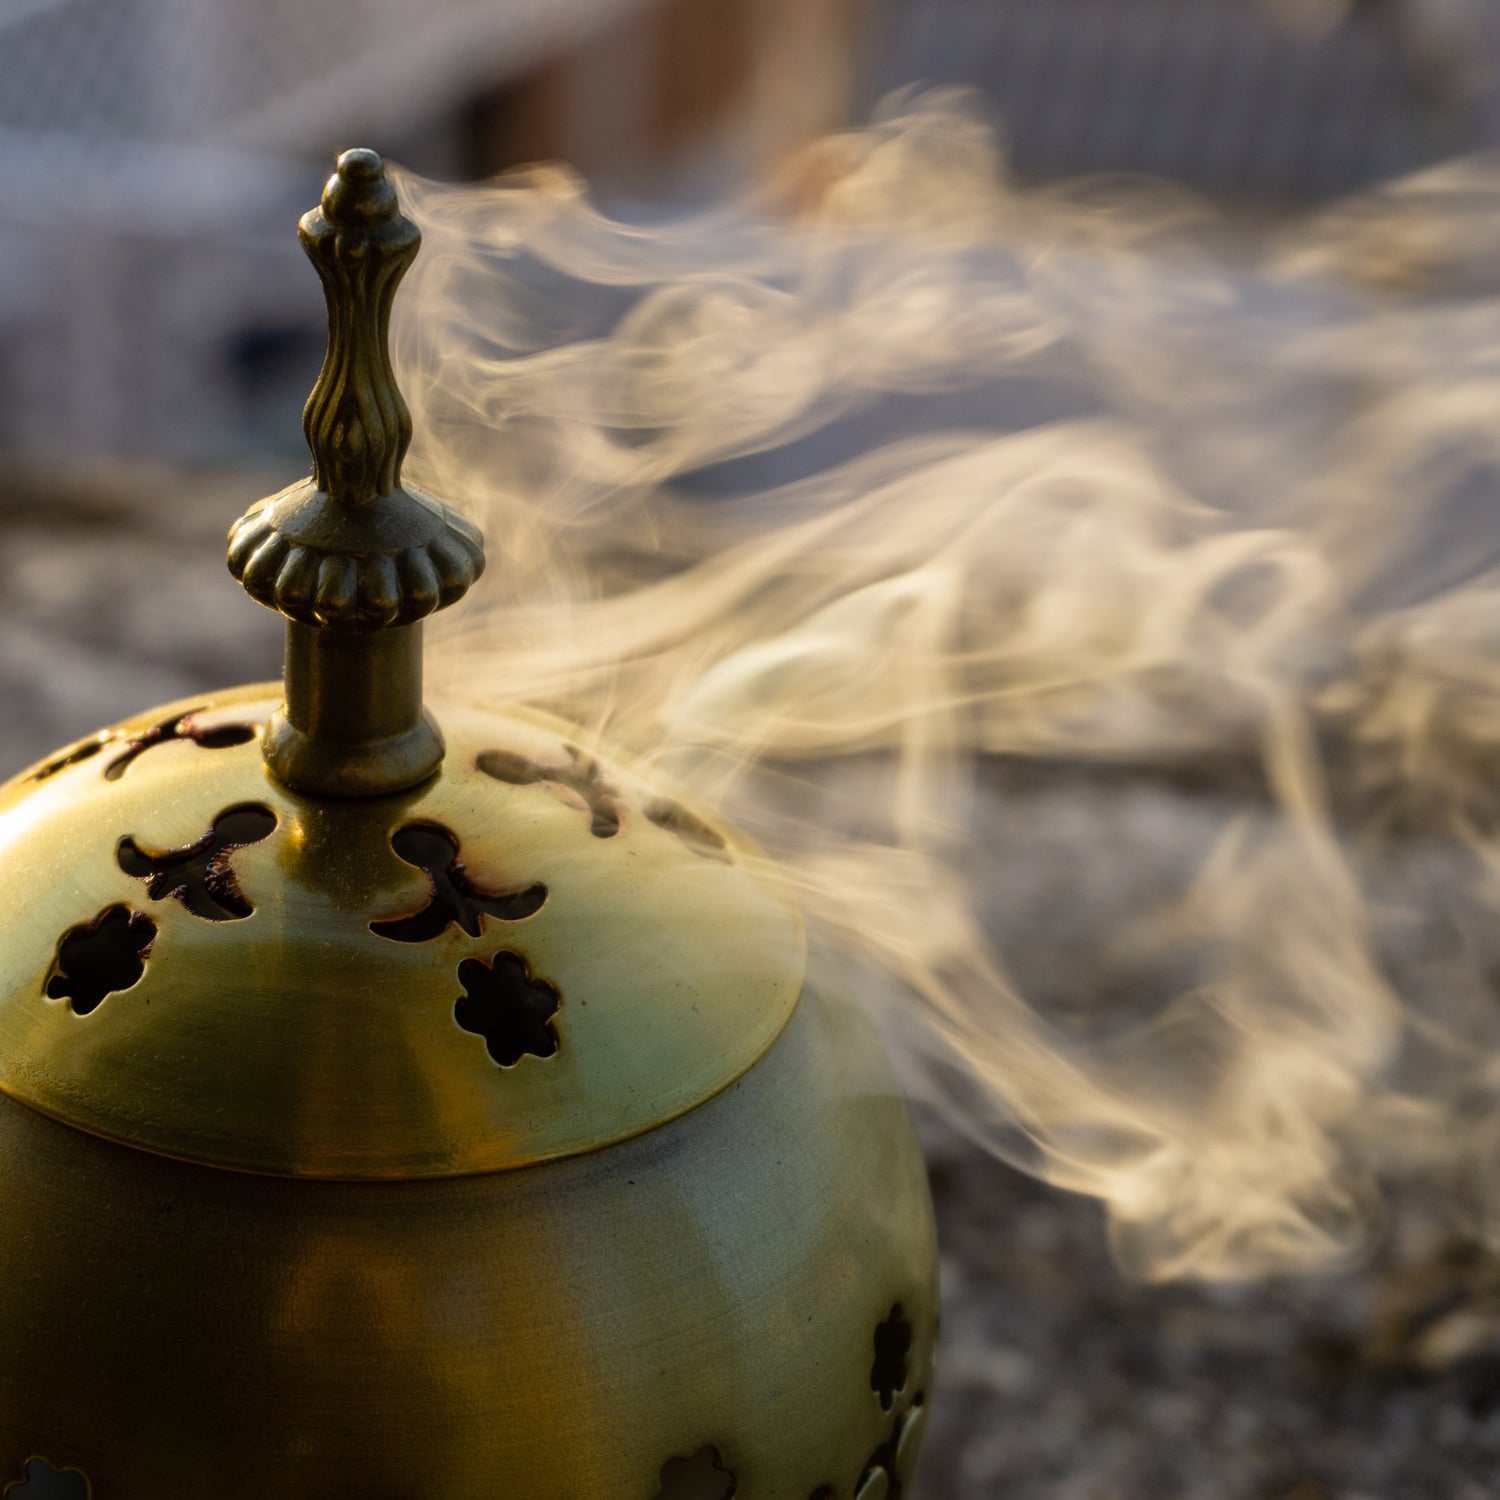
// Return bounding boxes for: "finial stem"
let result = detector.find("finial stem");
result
[227,149,485,798]
[275,621,433,798]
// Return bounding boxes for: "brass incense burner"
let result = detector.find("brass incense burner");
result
[0,151,939,1498]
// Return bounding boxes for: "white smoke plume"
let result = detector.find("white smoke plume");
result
[389,89,1500,1281]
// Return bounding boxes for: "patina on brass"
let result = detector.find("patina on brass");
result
[228,148,484,797]
[0,148,940,1498]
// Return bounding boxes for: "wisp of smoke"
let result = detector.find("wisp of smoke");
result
[389,89,1500,1281]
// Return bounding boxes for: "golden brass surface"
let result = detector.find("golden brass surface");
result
[262,618,446,799]
[225,148,484,797]
[0,143,941,1494]
[0,982,938,1498]
[0,686,803,1177]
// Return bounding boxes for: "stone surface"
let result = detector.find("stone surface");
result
[0,460,282,775]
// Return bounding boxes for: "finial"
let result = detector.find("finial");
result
[227,149,485,797]
[300,147,417,509]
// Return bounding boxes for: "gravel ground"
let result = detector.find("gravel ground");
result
[917,1112,1500,1500]
[4,461,1500,1500]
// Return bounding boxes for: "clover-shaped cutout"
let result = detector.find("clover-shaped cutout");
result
[3,1459,89,1497]
[654,1445,737,1500]
[477,745,622,837]
[46,905,157,1015]
[117,804,277,921]
[104,708,256,781]
[871,1304,913,1412]
[455,950,561,1067]
[371,823,547,943]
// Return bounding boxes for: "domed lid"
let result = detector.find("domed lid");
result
[0,152,804,1179]
[0,689,802,1178]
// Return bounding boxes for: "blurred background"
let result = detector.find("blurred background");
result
[4,0,1498,766]
[8,2,1500,1497]
[2,0,1497,470]
[5,0,1500,759]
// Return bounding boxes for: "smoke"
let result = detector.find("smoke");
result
[389,89,1500,1281]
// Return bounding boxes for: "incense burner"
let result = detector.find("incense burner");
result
[0,151,938,1498]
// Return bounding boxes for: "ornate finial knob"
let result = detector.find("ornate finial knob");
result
[226,149,486,798]
[300,147,418,509]
[228,150,483,631]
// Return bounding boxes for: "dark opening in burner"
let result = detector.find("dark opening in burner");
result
[104,709,256,780]
[4,1458,90,1498]
[29,733,111,782]
[46,905,157,1015]
[477,745,622,838]
[645,796,731,860]
[454,950,561,1068]
[871,1304,913,1411]
[654,1445,737,1500]
[371,823,547,943]
[117,804,278,921]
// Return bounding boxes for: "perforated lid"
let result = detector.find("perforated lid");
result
[0,147,806,1177]
[0,686,804,1178]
